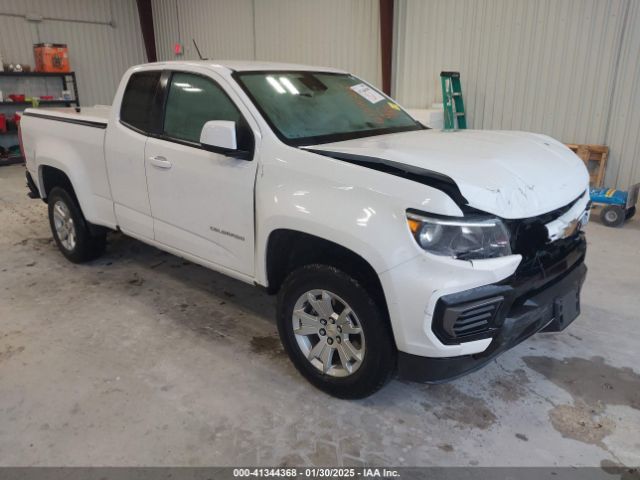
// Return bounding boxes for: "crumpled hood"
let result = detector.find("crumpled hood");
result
[307,129,589,219]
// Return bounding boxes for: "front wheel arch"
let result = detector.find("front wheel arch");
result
[264,229,390,314]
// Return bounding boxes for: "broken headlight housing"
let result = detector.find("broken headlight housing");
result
[406,210,511,260]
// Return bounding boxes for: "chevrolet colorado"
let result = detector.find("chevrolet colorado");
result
[20,61,590,398]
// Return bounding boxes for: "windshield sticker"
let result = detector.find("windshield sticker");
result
[350,83,385,104]
[387,101,401,111]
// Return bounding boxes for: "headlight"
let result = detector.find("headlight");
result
[406,211,511,260]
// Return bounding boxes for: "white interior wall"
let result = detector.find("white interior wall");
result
[0,0,147,106]
[152,0,381,86]
[394,0,640,189]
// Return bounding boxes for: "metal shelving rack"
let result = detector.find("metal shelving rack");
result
[0,71,79,166]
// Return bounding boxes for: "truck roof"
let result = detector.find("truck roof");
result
[141,60,347,74]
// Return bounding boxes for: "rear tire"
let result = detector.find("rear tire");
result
[277,264,396,399]
[600,205,625,228]
[48,187,106,263]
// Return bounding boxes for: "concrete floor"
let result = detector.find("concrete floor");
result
[1,164,639,467]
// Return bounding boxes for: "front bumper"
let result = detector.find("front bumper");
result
[397,258,587,383]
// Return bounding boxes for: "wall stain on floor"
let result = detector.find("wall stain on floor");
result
[0,332,25,364]
[600,460,640,480]
[13,237,52,249]
[490,368,530,403]
[549,401,615,448]
[523,356,640,410]
[250,336,285,358]
[0,344,25,363]
[423,384,497,430]
[523,356,640,448]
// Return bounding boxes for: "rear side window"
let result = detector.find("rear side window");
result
[163,72,252,150]
[120,71,161,133]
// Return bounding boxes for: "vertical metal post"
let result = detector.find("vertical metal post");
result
[380,0,395,95]
[136,0,158,62]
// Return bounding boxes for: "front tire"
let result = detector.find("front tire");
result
[48,187,106,263]
[277,264,396,399]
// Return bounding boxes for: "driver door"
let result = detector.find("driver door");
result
[144,71,258,276]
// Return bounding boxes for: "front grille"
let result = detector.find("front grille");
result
[530,193,584,225]
[504,193,587,288]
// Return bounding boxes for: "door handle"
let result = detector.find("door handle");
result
[149,155,172,169]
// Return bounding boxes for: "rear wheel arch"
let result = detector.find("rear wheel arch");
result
[39,165,109,236]
[39,165,75,201]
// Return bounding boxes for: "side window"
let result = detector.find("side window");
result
[163,72,252,150]
[120,71,162,133]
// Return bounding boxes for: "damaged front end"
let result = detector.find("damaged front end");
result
[397,194,589,383]
[505,191,588,288]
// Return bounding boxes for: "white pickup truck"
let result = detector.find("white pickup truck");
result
[20,61,590,398]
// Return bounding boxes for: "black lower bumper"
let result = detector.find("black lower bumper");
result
[397,260,587,383]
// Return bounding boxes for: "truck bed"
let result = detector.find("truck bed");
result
[23,105,110,127]
[21,104,116,229]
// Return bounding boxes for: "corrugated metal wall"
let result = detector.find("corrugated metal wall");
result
[152,0,381,86]
[0,0,146,106]
[605,0,640,188]
[253,0,381,85]
[152,0,255,61]
[394,0,639,188]
[3,0,633,186]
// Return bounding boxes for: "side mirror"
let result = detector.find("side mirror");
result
[199,120,253,160]
[200,120,237,151]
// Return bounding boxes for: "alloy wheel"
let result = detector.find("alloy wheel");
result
[52,200,77,251]
[291,289,365,377]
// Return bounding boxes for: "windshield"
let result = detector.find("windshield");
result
[235,71,423,146]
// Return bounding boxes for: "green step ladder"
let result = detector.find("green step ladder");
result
[440,71,466,129]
